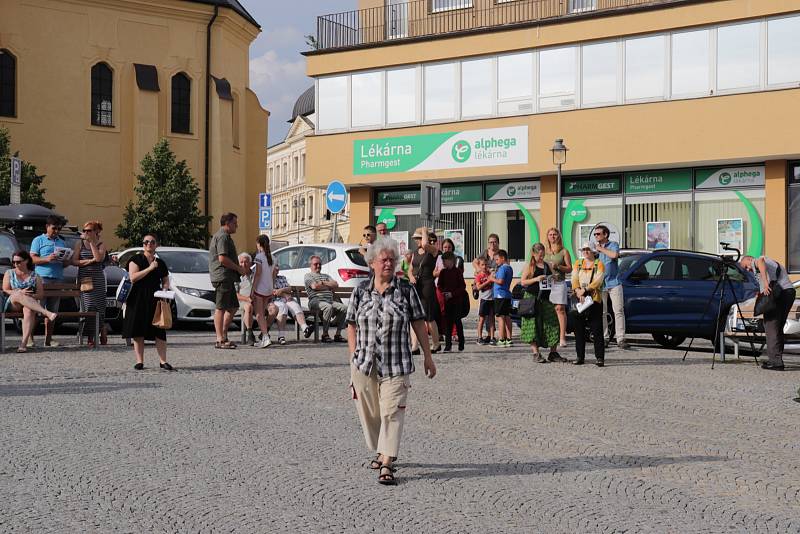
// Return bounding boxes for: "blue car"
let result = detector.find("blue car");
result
[618,249,758,348]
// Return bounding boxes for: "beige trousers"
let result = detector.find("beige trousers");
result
[602,285,626,343]
[350,364,411,459]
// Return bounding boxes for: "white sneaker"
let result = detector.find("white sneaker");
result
[256,335,272,348]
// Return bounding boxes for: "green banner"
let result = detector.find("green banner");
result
[375,184,482,206]
[563,176,621,196]
[376,208,398,230]
[354,126,529,175]
[624,169,692,194]
[695,166,765,189]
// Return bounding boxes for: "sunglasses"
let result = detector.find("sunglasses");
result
[12,260,23,265]
[311,263,321,267]
[143,239,157,245]
[363,233,375,238]
[593,233,603,236]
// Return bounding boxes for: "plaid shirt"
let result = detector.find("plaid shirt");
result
[346,276,425,378]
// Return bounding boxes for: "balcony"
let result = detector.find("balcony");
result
[313,0,712,52]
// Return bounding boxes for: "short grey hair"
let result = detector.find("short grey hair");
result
[365,237,400,266]
[238,252,252,262]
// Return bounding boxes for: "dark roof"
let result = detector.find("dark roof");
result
[290,85,315,122]
[188,0,260,28]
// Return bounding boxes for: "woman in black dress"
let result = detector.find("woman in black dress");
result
[122,234,175,371]
[409,227,441,353]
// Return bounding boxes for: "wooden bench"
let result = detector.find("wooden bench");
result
[291,286,353,343]
[1,282,100,353]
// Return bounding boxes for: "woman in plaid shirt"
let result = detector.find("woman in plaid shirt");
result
[346,237,437,486]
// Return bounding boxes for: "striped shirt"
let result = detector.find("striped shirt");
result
[346,276,426,378]
[304,272,334,304]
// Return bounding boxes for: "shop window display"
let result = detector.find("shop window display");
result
[788,163,800,272]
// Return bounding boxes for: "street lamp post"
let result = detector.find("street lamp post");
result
[550,138,568,232]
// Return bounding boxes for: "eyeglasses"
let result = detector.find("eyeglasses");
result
[488,240,499,245]
[143,239,157,245]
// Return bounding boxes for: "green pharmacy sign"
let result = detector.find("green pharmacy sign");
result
[354,126,528,175]
[695,166,765,189]
[625,170,692,194]
[563,176,622,196]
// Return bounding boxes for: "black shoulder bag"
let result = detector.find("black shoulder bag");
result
[753,264,782,317]
[518,264,550,319]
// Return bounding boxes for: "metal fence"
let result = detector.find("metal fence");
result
[315,0,707,51]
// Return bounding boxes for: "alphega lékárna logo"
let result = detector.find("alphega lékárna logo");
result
[719,172,732,186]
[451,140,471,163]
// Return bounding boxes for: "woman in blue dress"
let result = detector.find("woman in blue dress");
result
[2,250,57,353]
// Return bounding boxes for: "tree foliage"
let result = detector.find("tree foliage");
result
[0,128,54,208]
[116,138,210,248]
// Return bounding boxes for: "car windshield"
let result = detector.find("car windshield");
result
[157,251,209,273]
[346,249,367,267]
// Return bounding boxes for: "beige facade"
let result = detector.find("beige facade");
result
[305,0,800,272]
[267,113,351,245]
[0,0,268,250]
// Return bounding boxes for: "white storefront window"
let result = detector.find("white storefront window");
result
[317,76,348,130]
[672,29,710,97]
[539,46,576,110]
[582,41,618,106]
[424,62,457,122]
[717,21,761,91]
[625,35,665,101]
[767,15,800,86]
[386,67,417,125]
[461,57,494,118]
[431,0,472,12]
[351,71,382,128]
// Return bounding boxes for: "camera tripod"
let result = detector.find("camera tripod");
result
[681,244,760,369]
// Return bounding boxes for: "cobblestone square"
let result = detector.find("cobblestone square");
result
[1,327,798,533]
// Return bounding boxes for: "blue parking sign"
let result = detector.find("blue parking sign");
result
[259,208,272,230]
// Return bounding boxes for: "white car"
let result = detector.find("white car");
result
[272,243,370,297]
[726,279,800,354]
[115,247,217,323]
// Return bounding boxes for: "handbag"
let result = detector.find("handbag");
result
[754,282,780,316]
[518,297,537,318]
[152,299,173,329]
[459,291,470,319]
[753,264,784,317]
[80,277,94,292]
[115,273,132,303]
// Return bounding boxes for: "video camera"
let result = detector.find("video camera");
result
[719,242,741,263]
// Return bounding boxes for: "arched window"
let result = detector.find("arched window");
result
[0,49,16,118]
[91,62,113,127]
[171,72,191,134]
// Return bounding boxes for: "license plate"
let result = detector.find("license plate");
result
[512,300,520,308]
[106,298,118,308]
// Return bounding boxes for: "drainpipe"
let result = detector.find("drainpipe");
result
[204,5,219,247]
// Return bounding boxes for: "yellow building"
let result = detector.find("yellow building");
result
[304,0,800,276]
[0,0,268,250]
[267,87,351,245]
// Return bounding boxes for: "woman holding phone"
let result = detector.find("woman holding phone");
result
[72,220,108,347]
[2,250,57,353]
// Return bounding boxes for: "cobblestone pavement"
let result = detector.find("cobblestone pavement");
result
[1,324,799,533]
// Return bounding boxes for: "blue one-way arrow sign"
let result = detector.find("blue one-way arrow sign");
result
[325,180,347,214]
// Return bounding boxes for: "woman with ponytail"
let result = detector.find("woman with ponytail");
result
[252,235,278,348]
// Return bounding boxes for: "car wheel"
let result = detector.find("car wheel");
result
[652,333,687,349]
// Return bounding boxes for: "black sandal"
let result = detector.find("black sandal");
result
[378,464,397,485]
[369,455,398,469]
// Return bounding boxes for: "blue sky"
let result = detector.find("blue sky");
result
[239,0,357,146]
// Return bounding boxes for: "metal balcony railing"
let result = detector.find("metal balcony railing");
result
[313,0,709,51]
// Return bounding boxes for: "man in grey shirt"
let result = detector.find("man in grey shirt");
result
[740,255,795,371]
[304,255,346,343]
[209,212,247,349]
